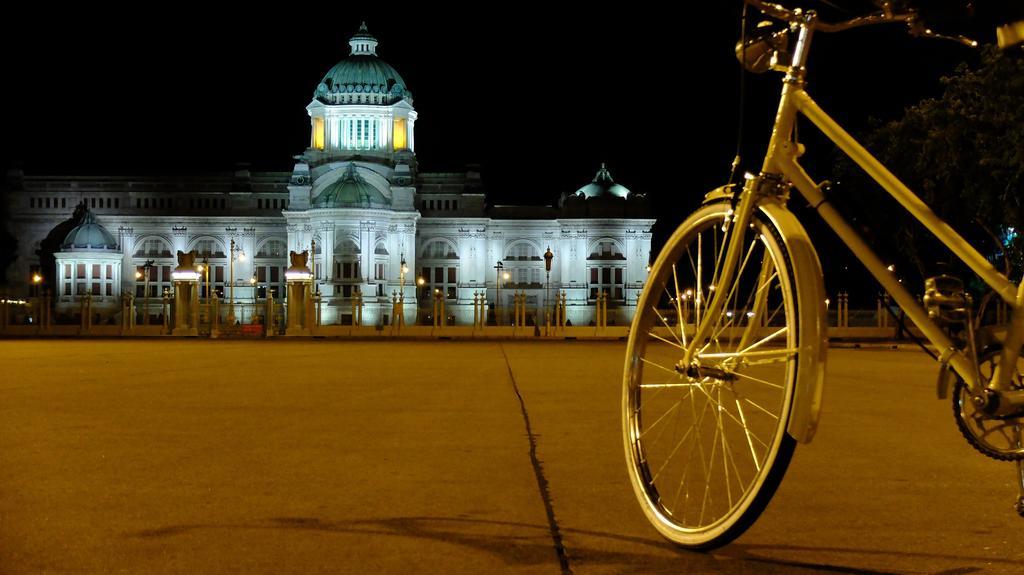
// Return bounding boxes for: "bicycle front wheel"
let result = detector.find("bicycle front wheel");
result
[623,201,804,549]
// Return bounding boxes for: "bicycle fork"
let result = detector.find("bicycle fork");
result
[682,177,761,368]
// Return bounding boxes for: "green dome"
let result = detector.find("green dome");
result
[576,164,631,199]
[62,208,119,251]
[314,23,412,105]
[312,164,391,209]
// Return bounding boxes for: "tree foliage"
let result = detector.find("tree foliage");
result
[832,47,1024,291]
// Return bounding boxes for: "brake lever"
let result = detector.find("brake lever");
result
[908,20,979,48]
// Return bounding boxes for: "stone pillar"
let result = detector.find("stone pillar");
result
[210,293,220,338]
[172,279,200,336]
[263,292,274,338]
[286,281,311,336]
[121,293,135,334]
[80,293,92,333]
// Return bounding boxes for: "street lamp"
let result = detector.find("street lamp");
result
[198,256,210,301]
[399,254,408,303]
[136,259,154,325]
[494,261,505,326]
[543,247,554,325]
[228,239,245,324]
[31,272,42,297]
[416,275,425,324]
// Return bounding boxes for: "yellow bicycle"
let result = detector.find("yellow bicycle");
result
[623,1,1024,549]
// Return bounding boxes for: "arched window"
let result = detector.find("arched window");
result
[255,238,287,300]
[334,238,362,297]
[420,239,459,300]
[587,239,626,301]
[504,241,543,288]
[187,237,227,299]
[133,237,172,258]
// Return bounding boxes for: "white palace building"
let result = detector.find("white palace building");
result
[3,24,654,327]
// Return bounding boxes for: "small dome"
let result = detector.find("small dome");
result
[62,208,118,251]
[314,23,412,105]
[576,164,631,199]
[312,163,391,209]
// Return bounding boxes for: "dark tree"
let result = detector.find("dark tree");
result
[832,47,1024,296]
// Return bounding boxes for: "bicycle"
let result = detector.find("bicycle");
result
[622,0,1024,549]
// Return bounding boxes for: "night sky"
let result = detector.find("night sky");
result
[0,3,984,254]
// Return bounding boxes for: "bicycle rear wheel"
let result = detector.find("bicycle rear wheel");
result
[623,201,804,549]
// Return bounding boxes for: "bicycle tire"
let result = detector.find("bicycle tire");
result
[623,200,805,549]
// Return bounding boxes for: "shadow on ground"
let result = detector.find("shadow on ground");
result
[132,515,1003,574]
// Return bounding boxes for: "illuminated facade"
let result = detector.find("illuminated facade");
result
[3,24,654,326]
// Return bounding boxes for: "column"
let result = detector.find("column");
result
[322,225,335,284]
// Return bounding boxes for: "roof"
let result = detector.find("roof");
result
[61,207,119,251]
[311,163,391,209]
[314,24,412,106]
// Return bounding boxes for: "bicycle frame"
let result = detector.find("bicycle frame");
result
[706,13,1024,406]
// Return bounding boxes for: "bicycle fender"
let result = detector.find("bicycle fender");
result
[759,200,829,444]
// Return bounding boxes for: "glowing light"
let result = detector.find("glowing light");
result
[171,271,200,281]
[31,273,42,284]
[135,271,143,280]
[313,117,325,150]
[393,118,408,150]
[417,277,425,286]
[726,311,734,318]
[238,252,247,263]
[285,270,312,281]
[746,311,755,318]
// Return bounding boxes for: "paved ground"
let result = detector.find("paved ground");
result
[1,340,1024,574]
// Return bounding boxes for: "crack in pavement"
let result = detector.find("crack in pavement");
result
[499,342,573,574]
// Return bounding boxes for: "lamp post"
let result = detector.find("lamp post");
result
[493,261,504,326]
[543,247,553,326]
[416,276,425,324]
[199,256,210,301]
[228,239,245,325]
[135,259,154,325]
[399,254,408,326]
[31,273,42,325]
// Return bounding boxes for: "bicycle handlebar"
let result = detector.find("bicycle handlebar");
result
[745,0,977,46]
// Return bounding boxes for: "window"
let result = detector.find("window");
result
[589,240,624,260]
[134,238,171,258]
[92,264,101,279]
[313,117,325,150]
[256,239,286,258]
[393,118,407,150]
[589,265,625,300]
[193,239,224,258]
[422,240,457,259]
[420,241,459,300]
[76,264,86,279]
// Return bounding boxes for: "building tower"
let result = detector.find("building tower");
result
[284,23,419,326]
